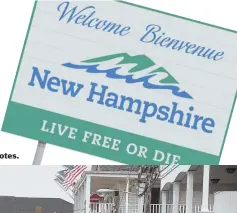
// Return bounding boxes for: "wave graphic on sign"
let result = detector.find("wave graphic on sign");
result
[62,53,193,99]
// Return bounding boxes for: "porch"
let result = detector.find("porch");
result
[160,165,237,213]
[73,168,216,213]
[73,165,237,213]
[73,170,144,213]
[89,203,214,213]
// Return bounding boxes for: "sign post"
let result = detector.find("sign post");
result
[1,1,236,164]
[32,141,46,165]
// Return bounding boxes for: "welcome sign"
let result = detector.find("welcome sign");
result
[2,1,236,164]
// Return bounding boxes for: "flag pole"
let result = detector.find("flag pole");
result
[32,141,46,165]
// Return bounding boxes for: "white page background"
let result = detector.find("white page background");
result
[0,0,236,165]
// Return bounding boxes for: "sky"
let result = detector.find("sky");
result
[0,0,236,165]
[0,166,73,203]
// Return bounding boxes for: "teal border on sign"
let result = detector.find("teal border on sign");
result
[2,101,220,164]
[3,0,237,164]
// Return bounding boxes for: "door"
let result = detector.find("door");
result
[151,188,160,213]
[151,187,160,204]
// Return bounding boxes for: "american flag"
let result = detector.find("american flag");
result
[63,165,75,170]
[63,165,74,177]
[63,165,87,188]
[64,169,70,175]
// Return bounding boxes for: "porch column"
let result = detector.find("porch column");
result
[80,184,84,210]
[138,183,145,213]
[76,192,80,213]
[114,183,121,213]
[161,191,167,213]
[172,182,180,213]
[200,166,212,212]
[85,176,91,213]
[77,192,80,213]
[186,171,194,213]
[78,188,82,213]
[125,178,129,213]
[74,193,77,213]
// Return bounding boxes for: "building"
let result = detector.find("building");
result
[71,165,237,213]
[160,165,237,213]
[73,165,160,213]
[0,196,73,213]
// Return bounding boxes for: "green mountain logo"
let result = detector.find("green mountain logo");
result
[62,53,193,99]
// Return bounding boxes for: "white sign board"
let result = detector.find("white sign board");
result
[2,1,237,164]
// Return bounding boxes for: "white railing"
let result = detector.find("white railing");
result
[193,204,214,213]
[119,205,138,213]
[150,204,214,213]
[149,204,180,213]
[90,203,114,213]
[90,203,138,213]
[90,203,214,213]
[179,204,186,213]
[150,204,161,213]
[150,204,173,213]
